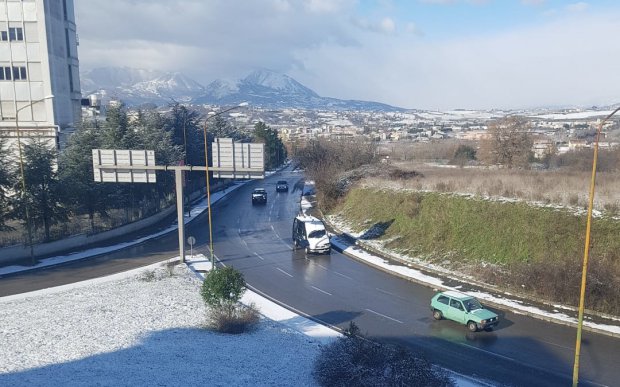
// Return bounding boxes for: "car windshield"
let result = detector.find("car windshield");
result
[308,229,326,239]
[254,189,266,194]
[464,298,483,312]
[278,181,286,185]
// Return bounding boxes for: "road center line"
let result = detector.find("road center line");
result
[365,308,404,324]
[253,252,265,260]
[538,339,573,351]
[276,268,293,278]
[459,343,517,362]
[311,285,332,296]
[376,287,409,301]
[316,264,353,280]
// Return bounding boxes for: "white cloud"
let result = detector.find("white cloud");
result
[303,0,353,13]
[75,1,620,110]
[405,22,424,36]
[379,17,396,34]
[521,0,546,5]
[566,2,589,13]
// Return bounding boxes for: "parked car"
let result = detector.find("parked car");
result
[430,291,499,332]
[276,180,289,192]
[251,188,267,205]
[292,214,331,254]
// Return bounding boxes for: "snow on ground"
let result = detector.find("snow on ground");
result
[0,262,328,386]
[528,110,615,120]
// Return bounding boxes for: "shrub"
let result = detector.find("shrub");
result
[201,267,259,333]
[313,322,453,387]
[140,269,157,282]
[449,144,477,166]
[206,303,260,334]
[201,266,246,310]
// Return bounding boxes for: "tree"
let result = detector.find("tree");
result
[200,266,246,313]
[13,138,67,242]
[253,121,287,169]
[58,119,110,233]
[100,103,130,149]
[479,117,532,168]
[135,109,182,207]
[0,137,16,230]
[450,144,477,166]
[164,104,204,166]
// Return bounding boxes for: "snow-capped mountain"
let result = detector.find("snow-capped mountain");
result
[80,67,403,111]
[196,69,401,111]
[81,67,205,105]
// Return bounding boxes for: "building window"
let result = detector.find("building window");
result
[68,65,74,91]
[65,29,71,57]
[8,28,24,41]
[0,31,7,41]
[0,66,27,81]
[63,0,68,20]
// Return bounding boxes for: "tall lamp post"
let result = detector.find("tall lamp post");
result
[15,95,54,263]
[202,102,248,270]
[572,107,620,386]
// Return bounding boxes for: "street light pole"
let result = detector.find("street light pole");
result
[202,102,248,270]
[15,95,54,263]
[572,107,620,386]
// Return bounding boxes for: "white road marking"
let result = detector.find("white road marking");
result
[365,308,404,324]
[376,287,409,301]
[539,339,573,351]
[316,264,353,280]
[276,268,293,278]
[333,270,353,280]
[459,343,516,362]
[253,252,265,261]
[311,285,332,296]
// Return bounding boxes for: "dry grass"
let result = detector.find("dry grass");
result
[361,162,620,215]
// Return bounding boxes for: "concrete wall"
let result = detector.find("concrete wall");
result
[1,204,176,264]
[0,180,231,265]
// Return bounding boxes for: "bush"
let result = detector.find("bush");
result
[201,267,260,333]
[206,303,260,334]
[201,266,246,310]
[313,322,453,387]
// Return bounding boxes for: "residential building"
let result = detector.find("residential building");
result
[0,0,81,158]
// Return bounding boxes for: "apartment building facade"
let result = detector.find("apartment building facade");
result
[0,0,81,156]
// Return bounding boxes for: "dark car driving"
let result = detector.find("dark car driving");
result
[276,180,289,192]
[251,188,267,205]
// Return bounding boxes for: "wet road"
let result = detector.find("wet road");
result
[1,168,618,386]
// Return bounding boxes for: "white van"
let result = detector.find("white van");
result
[292,214,331,254]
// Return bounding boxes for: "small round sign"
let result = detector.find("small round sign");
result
[187,236,196,245]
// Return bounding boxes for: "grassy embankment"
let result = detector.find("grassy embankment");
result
[333,187,620,316]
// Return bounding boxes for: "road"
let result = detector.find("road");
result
[1,167,617,386]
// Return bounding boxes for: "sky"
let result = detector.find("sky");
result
[74,0,620,110]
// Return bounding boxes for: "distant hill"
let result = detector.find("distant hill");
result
[80,67,404,111]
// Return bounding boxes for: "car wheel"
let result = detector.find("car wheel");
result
[467,321,478,332]
[305,247,310,255]
[432,310,443,320]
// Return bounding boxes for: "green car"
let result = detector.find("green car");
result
[430,291,499,332]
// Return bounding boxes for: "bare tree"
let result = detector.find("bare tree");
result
[479,117,532,169]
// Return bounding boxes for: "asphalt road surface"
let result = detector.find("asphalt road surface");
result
[1,167,618,387]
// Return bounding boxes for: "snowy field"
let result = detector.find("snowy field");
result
[0,263,325,387]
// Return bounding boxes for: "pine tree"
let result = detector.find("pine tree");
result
[58,119,110,233]
[0,137,16,230]
[13,138,67,242]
